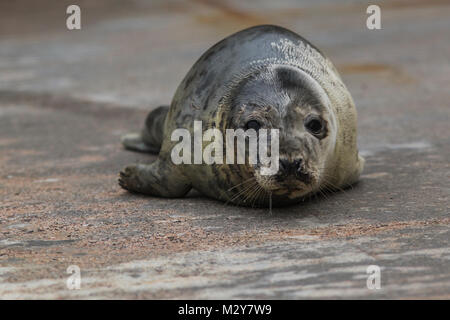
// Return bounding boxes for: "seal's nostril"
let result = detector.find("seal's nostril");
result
[279,159,305,175]
[293,159,311,183]
[279,159,289,173]
[294,159,303,172]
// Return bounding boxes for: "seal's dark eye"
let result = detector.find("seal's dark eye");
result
[245,120,261,131]
[304,115,324,135]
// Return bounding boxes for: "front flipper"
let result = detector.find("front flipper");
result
[119,159,191,197]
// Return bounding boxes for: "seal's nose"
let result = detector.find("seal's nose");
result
[279,159,302,174]
[279,159,311,183]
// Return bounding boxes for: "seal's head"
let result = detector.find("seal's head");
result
[226,64,341,202]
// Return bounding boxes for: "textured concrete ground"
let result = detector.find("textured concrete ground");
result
[0,0,449,299]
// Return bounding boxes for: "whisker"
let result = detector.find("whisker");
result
[244,184,261,206]
[252,185,265,208]
[227,177,256,192]
[229,180,259,203]
[224,180,257,206]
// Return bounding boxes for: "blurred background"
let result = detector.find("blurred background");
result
[1,0,449,150]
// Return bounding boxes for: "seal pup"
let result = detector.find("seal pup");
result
[119,25,364,207]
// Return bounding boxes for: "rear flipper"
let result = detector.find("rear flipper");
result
[121,105,169,154]
[121,133,160,153]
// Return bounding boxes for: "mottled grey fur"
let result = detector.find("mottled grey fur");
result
[119,25,364,207]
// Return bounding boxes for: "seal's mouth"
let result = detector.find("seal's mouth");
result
[253,164,318,198]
